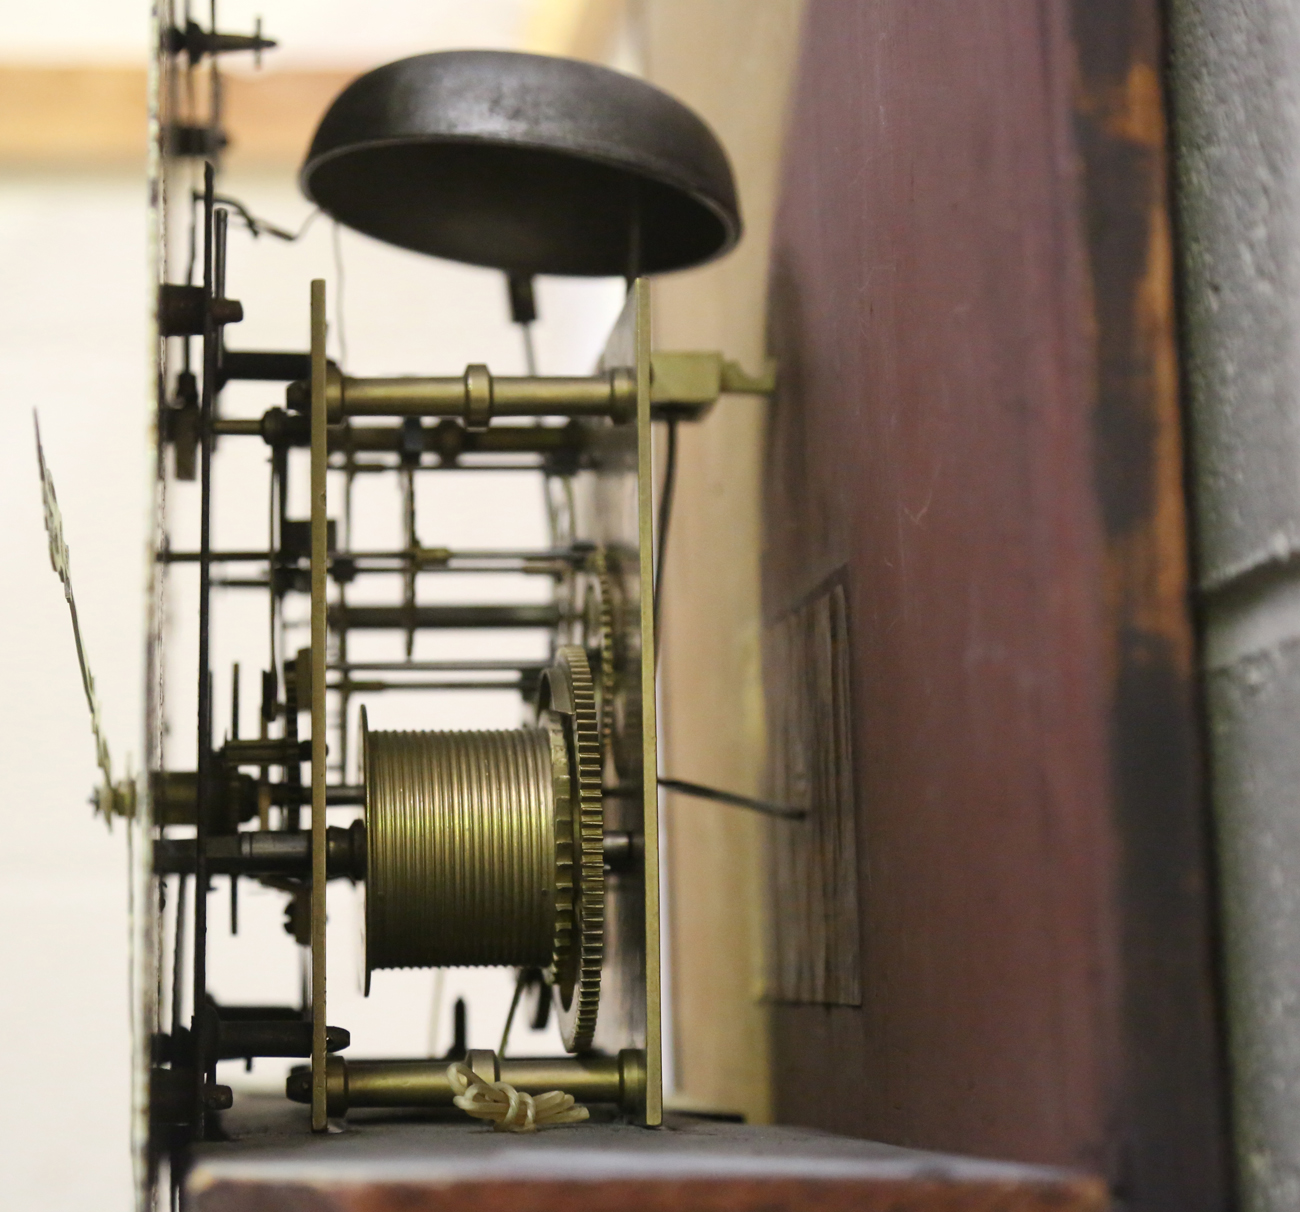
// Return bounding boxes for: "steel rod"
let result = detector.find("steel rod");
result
[329,678,526,692]
[212,416,583,459]
[331,660,547,672]
[211,418,261,436]
[332,460,552,473]
[220,348,311,383]
[328,604,560,630]
[154,825,365,877]
[326,561,564,575]
[192,170,217,1138]
[161,547,583,564]
[170,874,188,1036]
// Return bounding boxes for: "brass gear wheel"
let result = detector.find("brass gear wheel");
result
[584,548,618,753]
[539,645,604,1052]
[544,712,575,982]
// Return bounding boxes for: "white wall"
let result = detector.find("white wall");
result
[1,0,528,66]
[0,169,147,1211]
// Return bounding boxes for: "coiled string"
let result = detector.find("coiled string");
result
[447,1062,589,1132]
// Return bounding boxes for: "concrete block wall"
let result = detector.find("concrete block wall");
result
[1170,3,1300,1206]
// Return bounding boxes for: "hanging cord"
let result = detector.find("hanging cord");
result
[642,420,801,820]
[447,1062,589,1132]
[653,418,679,644]
[196,191,320,242]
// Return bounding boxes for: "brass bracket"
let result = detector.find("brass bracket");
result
[648,350,777,420]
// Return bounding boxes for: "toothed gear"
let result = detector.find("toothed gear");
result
[586,549,618,752]
[547,645,604,1052]
[545,713,576,984]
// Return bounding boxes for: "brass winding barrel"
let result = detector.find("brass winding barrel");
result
[363,720,565,972]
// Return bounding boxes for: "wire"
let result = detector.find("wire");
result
[171,874,189,1032]
[653,418,678,642]
[657,776,806,821]
[499,969,527,1058]
[331,219,349,368]
[521,323,538,377]
[212,192,320,242]
[646,423,791,819]
[185,188,201,286]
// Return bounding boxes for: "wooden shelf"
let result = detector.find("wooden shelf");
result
[189,1099,1106,1211]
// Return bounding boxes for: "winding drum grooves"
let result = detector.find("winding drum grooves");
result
[365,728,557,970]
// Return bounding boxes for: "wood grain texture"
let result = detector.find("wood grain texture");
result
[767,578,860,1005]
[188,1110,1106,1212]
[193,1176,1107,1212]
[762,2,1227,1207]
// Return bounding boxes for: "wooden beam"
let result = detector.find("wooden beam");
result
[187,1111,1108,1212]
[222,69,359,166]
[0,65,146,164]
[763,1,1229,1206]
[0,64,357,166]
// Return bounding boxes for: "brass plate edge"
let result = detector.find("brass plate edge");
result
[309,279,329,1131]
